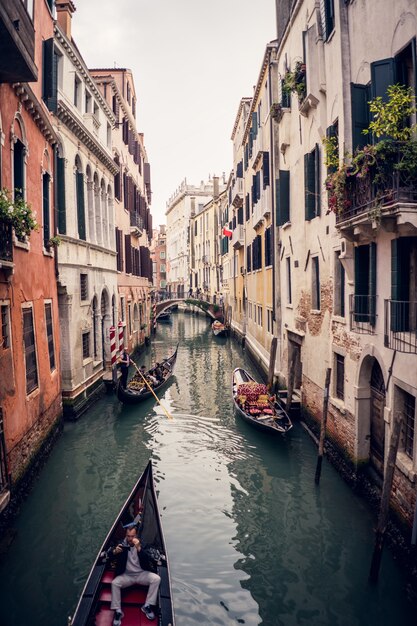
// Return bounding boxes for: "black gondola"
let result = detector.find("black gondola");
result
[232,368,293,434]
[117,345,178,405]
[69,460,175,626]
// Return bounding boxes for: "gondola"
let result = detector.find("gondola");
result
[232,368,293,434]
[211,320,228,337]
[69,460,175,626]
[157,310,172,323]
[117,345,178,405]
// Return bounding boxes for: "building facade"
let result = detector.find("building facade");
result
[150,225,167,296]
[0,0,62,510]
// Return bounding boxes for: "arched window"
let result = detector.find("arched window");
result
[75,156,86,240]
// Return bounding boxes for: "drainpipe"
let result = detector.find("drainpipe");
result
[268,44,281,380]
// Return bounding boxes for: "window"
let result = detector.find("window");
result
[262,151,270,188]
[56,148,66,234]
[354,243,376,325]
[75,161,86,240]
[128,303,132,336]
[258,305,263,326]
[321,0,335,41]
[45,302,55,370]
[160,251,166,259]
[264,227,272,267]
[42,38,58,113]
[390,238,417,333]
[286,257,292,304]
[305,144,321,220]
[85,90,92,113]
[80,274,88,300]
[42,172,50,248]
[1,304,10,349]
[397,388,415,459]
[335,353,344,401]
[334,252,345,317]
[160,264,166,273]
[107,123,111,148]
[246,244,252,273]
[74,75,81,108]
[82,332,90,359]
[267,309,273,334]
[120,296,125,322]
[312,257,320,310]
[23,307,38,394]
[252,235,262,270]
[276,170,290,226]
[13,138,25,203]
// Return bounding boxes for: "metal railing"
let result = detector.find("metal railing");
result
[130,212,144,231]
[231,224,244,248]
[0,223,13,263]
[336,141,417,224]
[349,294,377,334]
[384,299,417,353]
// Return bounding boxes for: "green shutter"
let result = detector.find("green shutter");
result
[276,171,290,226]
[305,152,315,220]
[371,58,396,102]
[391,238,410,331]
[351,83,370,151]
[262,152,270,188]
[76,171,86,240]
[252,112,258,138]
[42,38,57,112]
[43,174,50,247]
[354,246,370,322]
[57,156,66,234]
[314,143,321,217]
[369,242,377,326]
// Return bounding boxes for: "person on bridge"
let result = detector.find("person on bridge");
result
[118,348,130,389]
[110,525,161,624]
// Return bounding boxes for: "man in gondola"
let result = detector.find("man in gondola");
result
[110,526,161,624]
[118,348,130,389]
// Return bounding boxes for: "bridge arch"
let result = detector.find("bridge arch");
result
[155,297,224,321]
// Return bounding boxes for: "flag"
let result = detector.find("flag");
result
[223,226,232,238]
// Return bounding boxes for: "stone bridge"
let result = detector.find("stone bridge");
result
[154,297,224,321]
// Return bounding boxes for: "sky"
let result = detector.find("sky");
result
[71,0,277,225]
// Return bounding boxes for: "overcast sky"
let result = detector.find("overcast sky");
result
[71,0,277,225]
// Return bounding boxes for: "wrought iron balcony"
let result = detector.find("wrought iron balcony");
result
[384,299,417,353]
[231,178,244,208]
[0,222,13,268]
[130,211,144,233]
[336,141,417,234]
[0,0,37,83]
[349,294,377,334]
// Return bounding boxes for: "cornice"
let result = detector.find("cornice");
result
[54,26,115,124]
[12,83,58,145]
[56,100,119,175]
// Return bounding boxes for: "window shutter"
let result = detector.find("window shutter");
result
[42,38,57,112]
[125,235,132,273]
[369,242,377,326]
[276,170,290,226]
[244,144,249,170]
[391,238,410,331]
[351,83,370,151]
[320,0,335,41]
[76,171,86,240]
[237,207,243,225]
[263,152,270,189]
[314,143,321,217]
[281,78,291,108]
[57,156,66,234]
[371,58,396,102]
[252,112,258,138]
[255,171,261,202]
[247,244,252,272]
[264,227,272,266]
[354,245,370,322]
[245,193,250,221]
[304,152,315,220]
[43,174,50,247]
[236,161,243,178]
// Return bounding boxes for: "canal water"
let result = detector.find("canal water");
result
[0,311,415,626]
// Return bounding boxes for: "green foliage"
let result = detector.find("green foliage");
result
[283,61,306,102]
[0,188,38,240]
[364,84,417,141]
[322,135,339,170]
[48,235,61,247]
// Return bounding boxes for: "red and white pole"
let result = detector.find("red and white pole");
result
[110,326,116,366]
[118,321,124,355]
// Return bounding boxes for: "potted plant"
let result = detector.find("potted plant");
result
[270,102,284,121]
[45,235,62,250]
[0,188,38,240]
[283,60,306,103]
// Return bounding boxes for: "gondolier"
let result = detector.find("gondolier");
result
[118,347,130,389]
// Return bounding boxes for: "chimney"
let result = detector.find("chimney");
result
[55,0,76,40]
[213,176,219,199]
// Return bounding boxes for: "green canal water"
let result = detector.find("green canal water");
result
[0,312,415,626]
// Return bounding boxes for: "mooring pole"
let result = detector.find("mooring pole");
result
[267,337,278,391]
[369,411,403,583]
[314,368,332,485]
[285,348,297,413]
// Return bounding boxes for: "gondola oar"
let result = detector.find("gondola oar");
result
[129,357,173,420]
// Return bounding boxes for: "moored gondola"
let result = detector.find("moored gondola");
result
[232,368,292,434]
[211,320,228,337]
[117,345,178,405]
[69,460,175,626]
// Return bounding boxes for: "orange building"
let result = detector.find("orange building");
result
[0,0,62,513]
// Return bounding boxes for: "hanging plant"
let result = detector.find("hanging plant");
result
[283,61,306,102]
[0,188,38,240]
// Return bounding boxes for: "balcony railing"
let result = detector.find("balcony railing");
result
[252,194,270,229]
[0,223,13,264]
[130,211,144,232]
[231,224,244,249]
[336,141,417,225]
[349,294,377,334]
[384,299,417,353]
[231,178,244,207]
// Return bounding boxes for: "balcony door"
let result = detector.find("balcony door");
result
[370,360,386,477]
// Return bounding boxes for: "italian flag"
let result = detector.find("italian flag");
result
[223,226,232,237]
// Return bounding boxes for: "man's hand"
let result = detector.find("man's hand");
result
[113,544,123,555]
[132,538,141,551]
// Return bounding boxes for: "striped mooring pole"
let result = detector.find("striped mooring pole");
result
[118,320,124,354]
[152,301,157,333]
[110,325,117,366]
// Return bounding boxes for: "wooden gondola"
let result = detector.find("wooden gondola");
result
[232,368,293,435]
[156,311,172,323]
[211,320,228,337]
[69,460,175,626]
[117,345,178,405]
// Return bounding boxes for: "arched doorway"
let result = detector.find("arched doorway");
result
[369,360,386,477]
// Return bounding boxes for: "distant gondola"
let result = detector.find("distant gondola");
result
[232,368,293,434]
[69,460,175,626]
[212,320,228,337]
[117,345,178,405]
[157,310,172,323]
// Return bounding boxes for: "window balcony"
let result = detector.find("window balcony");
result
[349,294,377,334]
[252,195,270,230]
[336,141,417,240]
[231,178,244,208]
[384,299,417,354]
[231,224,244,249]
[0,0,37,83]
[0,223,14,274]
[130,211,144,235]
